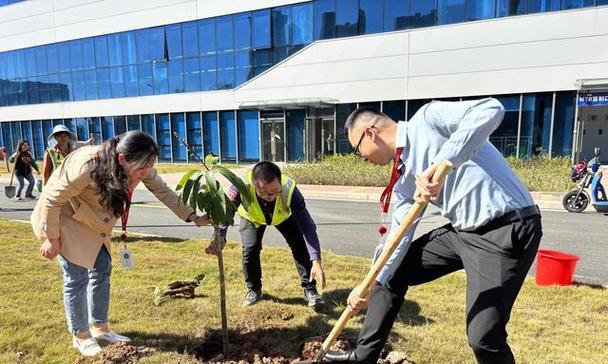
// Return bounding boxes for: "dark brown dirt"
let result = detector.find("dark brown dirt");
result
[73,342,154,364]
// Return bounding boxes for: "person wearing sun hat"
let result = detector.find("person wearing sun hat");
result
[42,124,93,185]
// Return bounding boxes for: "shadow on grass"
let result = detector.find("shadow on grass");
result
[572,280,606,290]
[266,288,433,326]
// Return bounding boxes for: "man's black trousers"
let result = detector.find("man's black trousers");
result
[353,212,542,364]
[239,215,315,291]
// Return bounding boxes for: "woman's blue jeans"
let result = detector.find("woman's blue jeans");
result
[15,173,35,197]
[57,246,112,334]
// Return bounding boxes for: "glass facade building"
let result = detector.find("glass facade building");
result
[0,0,604,163]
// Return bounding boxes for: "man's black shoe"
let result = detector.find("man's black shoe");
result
[322,350,357,363]
[243,289,262,306]
[304,286,325,307]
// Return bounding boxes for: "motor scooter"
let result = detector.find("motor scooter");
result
[563,147,608,213]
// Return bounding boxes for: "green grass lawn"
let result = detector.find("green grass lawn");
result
[1,219,606,364]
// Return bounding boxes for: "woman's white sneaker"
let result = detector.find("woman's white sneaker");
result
[92,330,131,344]
[72,336,102,356]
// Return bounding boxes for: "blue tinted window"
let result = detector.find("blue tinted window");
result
[186,112,203,158]
[382,100,406,122]
[47,45,59,73]
[136,29,151,63]
[527,0,554,13]
[58,43,71,72]
[121,32,137,65]
[127,115,140,131]
[293,3,313,44]
[110,66,125,98]
[253,49,272,76]
[107,34,122,67]
[87,118,102,144]
[81,39,95,70]
[552,91,575,157]
[203,111,219,155]
[497,0,526,17]
[168,59,184,93]
[124,65,138,97]
[153,62,168,94]
[171,113,187,161]
[235,13,252,50]
[16,51,25,78]
[237,110,260,161]
[114,116,127,136]
[490,95,519,156]
[70,41,83,70]
[76,118,89,140]
[273,6,291,47]
[217,53,234,89]
[32,121,44,158]
[84,69,98,100]
[314,0,336,40]
[466,0,495,21]
[101,116,114,140]
[198,19,216,55]
[286,110,305,161]
[183,57,201,92]
[411,0,437,28]
[358,0,383,34]
[96,68,112,99]
[182,21,199,58]
[520,93,552,157]
[216,16,234,52]
[37,75,50,103]
[438,0,466,24]
[94,36,109,67]
[201,55,217,91]
[252,9,271,49]
[166,24,183,60]
[34,47,47,75]
[142,114,156,139]
[336,0,358,37]
[156,113,171,161]
[150,27,166,61]
[138,63,153,96]
[72,71,86,101]
[60,72,73,101]
[24,49,36,76]
[561,0,595,9]
[219,111,237,160]
[235,50,252,85]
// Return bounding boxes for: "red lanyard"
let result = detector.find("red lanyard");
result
[379,147,404,214]
[120,189,133,242]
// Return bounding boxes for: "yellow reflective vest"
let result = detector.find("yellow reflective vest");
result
[237,173,296,227]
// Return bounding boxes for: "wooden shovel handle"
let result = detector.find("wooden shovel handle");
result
[316,160,453,359]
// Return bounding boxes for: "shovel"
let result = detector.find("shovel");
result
[308,160,453,363]
[4,156,17,199]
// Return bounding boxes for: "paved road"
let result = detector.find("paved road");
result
[1,188,606,285]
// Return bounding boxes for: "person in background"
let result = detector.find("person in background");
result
[9,139,40,200]
[31,131,211,357]
[42,124,93,185]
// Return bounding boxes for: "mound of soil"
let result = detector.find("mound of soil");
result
[73,342,154,364]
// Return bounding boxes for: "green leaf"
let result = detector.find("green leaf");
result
[197,190,210,214]
[213,166,251,210]
[189,174,204,211]
[181,171,202,205]
[176,169,200,191]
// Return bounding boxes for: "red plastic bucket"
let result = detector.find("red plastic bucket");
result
[535,249,580,286]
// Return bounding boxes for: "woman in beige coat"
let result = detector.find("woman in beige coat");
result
[31,131,211,356]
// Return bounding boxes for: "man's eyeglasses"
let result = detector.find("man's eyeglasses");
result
[353,124,376,157]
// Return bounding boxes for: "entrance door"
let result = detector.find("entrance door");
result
[261,118,285,162]
[305,116,335,161]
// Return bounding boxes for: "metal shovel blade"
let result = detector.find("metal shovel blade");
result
[4,185,15,199]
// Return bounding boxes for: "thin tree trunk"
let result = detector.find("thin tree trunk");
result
[214,226,229,356]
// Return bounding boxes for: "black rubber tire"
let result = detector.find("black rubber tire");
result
[562,191,589,213]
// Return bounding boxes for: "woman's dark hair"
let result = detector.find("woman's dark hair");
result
[14,139,29,153]
[90,131,158,217]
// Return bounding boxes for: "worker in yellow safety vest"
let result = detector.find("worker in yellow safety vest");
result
[209,161,326,307]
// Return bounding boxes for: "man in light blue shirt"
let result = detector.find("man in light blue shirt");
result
[324,98,543,364]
